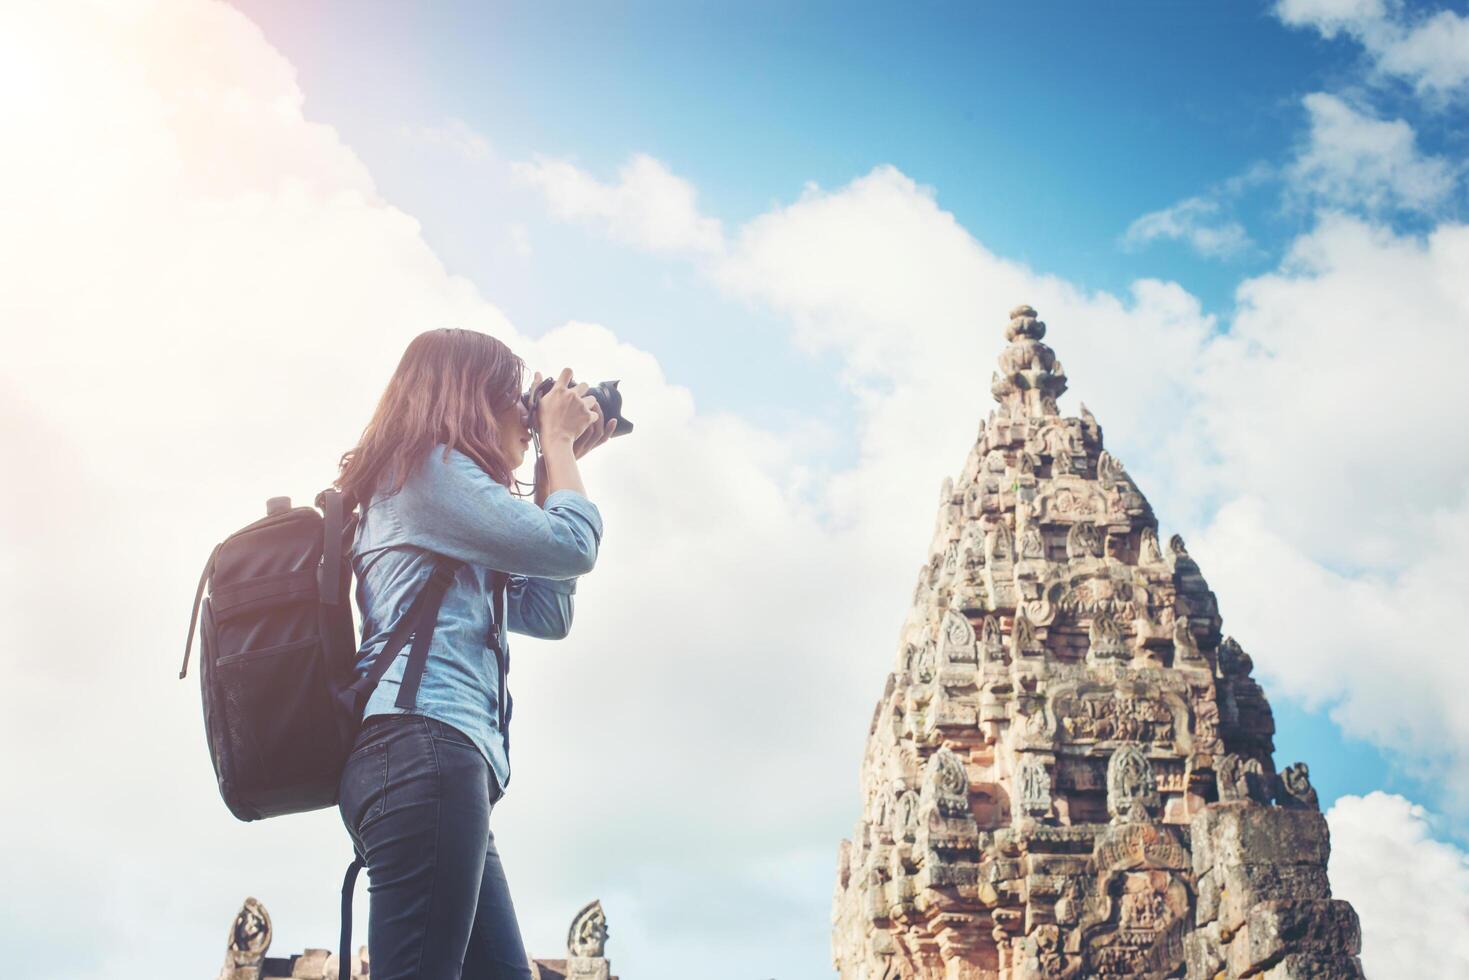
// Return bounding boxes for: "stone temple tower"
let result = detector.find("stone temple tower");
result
[831,307,1364,979]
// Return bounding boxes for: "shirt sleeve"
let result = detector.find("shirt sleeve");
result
[390,446,603,579]
[506,574,576,639]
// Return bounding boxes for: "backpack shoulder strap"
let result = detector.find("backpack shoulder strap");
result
[336,557,463,718]
[393,559,463,710]
[317,488,354,606]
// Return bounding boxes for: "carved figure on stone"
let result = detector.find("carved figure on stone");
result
[941,610,977,662]
[1020,524,1045,559]
[1170,615,1200,663]
[979,615,1005,662]
[921,746,970,817]
[1087,611,1128,662]
[1014,755,1052,820]
[1056,692,1175,745]
[988,522,1013,563]
[873,785,895,832]
[1058,580,1138,622]
[1018,696,1052,741]
[914,640,937,684]
[1066,521,1103,560]
[567,899,608,957]
[1278,762,1320,810]
[1214,753,1270,804]
[1217,635,1253,677]
[893,791,920,842]
[1055,879,1082,927]
[228,897,271,964]
[1096,451,1124,489]
[1168,534,1189,559]
[1081,822,1192,978]
[1106,744,1159,822]
[1139,526,1164,566]
[1011,608,1044,658]
[1193,696,1219,746]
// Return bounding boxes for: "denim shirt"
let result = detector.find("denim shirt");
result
[350,444,603,793]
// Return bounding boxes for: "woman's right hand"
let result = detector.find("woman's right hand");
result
[535,367,598,447]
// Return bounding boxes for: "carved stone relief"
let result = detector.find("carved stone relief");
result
[1107,744,1159,823]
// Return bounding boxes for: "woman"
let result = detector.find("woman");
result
[333,328,613,979]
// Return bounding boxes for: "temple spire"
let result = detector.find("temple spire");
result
[990,303,1068,418]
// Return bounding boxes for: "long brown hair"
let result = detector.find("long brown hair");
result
[336,328,525,502]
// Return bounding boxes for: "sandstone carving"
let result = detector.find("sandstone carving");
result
[1277,762,1320,811]
[832,306,1363,979]
[217,897,271,980]
[569,899,609,957]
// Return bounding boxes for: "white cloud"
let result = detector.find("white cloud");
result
[1277,0,1469,97]
[1376,9,1469,94]
[1328,792,1469,978]
[1123,195,1255,259]
[1288,93,1457,212]
[405,117,494,161]
[513,152,725,254]
[1276,0,1387,38]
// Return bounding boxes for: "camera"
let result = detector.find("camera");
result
[522,378,634,438]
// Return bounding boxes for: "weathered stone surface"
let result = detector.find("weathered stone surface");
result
[1191,804,1331,876]
[1258,952,1366,980]
[830,307,1364,979]
[289,949,330,978]
[1226,900,1361,977]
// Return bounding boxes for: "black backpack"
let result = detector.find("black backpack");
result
[178,488,505,971]
[177,488,466,820]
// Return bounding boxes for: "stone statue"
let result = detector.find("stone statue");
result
[568,899,608,957]
[218,897,271,980]
[1278,761,1320,810]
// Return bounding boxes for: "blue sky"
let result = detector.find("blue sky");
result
[5,2,1469,977]
[236,1,1464,309]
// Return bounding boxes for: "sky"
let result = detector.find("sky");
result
[2,1,1469,977]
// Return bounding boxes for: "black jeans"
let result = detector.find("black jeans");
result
[338,714,531,980]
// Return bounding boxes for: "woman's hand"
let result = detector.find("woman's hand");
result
[573,412,616,459]
[535,367,598,448]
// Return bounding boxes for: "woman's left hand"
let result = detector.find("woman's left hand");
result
[572,410,616,459]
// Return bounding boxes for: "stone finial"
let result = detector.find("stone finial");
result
[1005,304,1046,341]
[1278,762,1320,810]
[567,899,608,958]
[991,304,1068,418]
[218,897,271,980]
[565,900,612,980]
